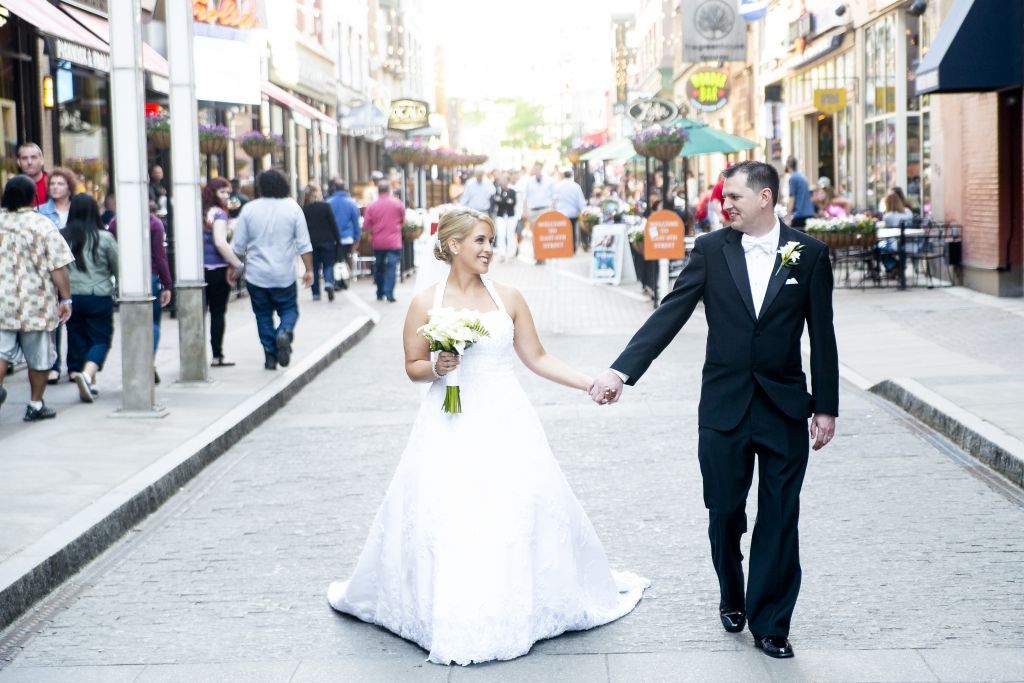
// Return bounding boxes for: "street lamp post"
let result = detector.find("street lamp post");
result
[166,0,208,382]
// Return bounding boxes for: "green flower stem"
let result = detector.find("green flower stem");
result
[443,386,462,414]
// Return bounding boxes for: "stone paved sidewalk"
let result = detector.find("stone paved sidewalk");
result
[1,255,1021,682]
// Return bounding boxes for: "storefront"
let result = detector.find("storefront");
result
[784,33,856,203]
[0,4,39,184]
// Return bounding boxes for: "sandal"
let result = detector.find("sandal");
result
[211,358,236,367]
[47,370,60,385]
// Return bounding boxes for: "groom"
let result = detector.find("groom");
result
[590,161,838,659]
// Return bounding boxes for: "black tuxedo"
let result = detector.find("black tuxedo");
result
[612,223,839,638]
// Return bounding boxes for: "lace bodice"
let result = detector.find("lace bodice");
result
[432,275,515,375]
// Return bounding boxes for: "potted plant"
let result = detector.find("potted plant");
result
[146,114,171,149]
[805,213,878,249]
[631,126,688,161]
[579,207,601,237]
[387,143,417,165]
[628,224,645,254]
[238,130,281,158]
[198,123,229,155]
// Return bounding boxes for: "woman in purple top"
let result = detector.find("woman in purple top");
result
[202,178,245,367]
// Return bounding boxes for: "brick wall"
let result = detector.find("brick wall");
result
[958,92,1001,267]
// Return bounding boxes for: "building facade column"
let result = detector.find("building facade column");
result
[108,0,158,415]
[166,0,208,382]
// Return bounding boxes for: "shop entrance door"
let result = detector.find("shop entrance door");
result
[816,114,836,187]
[997,88,1023,293]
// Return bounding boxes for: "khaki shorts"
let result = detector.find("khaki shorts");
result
[0,330,56,371]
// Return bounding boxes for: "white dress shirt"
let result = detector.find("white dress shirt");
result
[553,179,586,219]
[524,175,555,210]
[741,218,781,318]
[460,177,495,212]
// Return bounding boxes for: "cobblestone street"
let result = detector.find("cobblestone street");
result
[2,258,1023,682]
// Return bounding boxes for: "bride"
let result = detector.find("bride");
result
[327,207,648,666]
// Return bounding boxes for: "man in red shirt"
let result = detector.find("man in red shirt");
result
[16,143,48,207]
[710,174,730,225]
[363,183,404,302]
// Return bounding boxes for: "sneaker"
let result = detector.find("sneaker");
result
[264,352,278,371]
[74,374,95,403]
[24,402,57,421]
[326,285,335,302]
[275,330,292,367]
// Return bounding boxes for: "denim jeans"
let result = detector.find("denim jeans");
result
[66,294,114,372]
[311,241,337,297]
[246,281,299,354]
[373,249,401,299]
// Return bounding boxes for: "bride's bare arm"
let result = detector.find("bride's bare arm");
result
[502,285,591,392]
[404,287,458,382]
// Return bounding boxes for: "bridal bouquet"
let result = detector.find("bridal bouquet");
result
[417,308,490,414]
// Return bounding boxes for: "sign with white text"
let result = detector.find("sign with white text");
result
[644,211,685,260]
[531,211,574,260]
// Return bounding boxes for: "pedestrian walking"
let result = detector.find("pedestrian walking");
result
[0,176,74,421]
[553,168,586,252]
[38,167,79,383]
[201,178,244,367]
[363,182,404,303]
[492,173,517,260]
[459,168,494,214]
[15,142,48,207]
[784,157,815,230]
[591,160,839,660]
[301,184,341,302]
[230,170,313,371]
[148,164,169,223]
[38,166,78,228]
[61,194,118,403]
[326,179,361,291]
[108,203,174,383]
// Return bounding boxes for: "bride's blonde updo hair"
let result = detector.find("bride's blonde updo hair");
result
[433,207,495,263]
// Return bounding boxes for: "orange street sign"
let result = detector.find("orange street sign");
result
[531,211,574,260]
[644,210,686,260]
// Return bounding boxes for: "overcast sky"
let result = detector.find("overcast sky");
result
[421,0,636,100]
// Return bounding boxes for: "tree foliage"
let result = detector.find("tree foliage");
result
[502,100,545,150]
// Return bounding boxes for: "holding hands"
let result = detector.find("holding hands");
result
[588,369,624,406]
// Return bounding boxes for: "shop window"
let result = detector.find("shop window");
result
[865,14,898,211]
[57,63,110,199]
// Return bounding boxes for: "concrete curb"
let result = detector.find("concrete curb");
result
[870,378,1024,489]
[0,315,375,630]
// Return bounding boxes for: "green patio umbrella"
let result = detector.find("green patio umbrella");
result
[580,137,635,162]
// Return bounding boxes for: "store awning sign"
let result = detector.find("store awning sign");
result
[388,99,430,131]
[813,88,846,114]
[739,0,768,22]
[627,97,678,126]
[687,70,729,113]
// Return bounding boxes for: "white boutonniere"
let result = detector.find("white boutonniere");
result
[775,241,803,276]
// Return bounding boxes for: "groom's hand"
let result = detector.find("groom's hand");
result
[810,413,836,451]
[588,370,624,406]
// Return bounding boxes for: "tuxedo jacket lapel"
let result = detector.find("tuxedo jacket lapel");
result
[723,230,757,321]
[758,223,795,319]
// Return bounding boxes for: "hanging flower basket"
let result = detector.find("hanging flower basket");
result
[566,149,581,164]
[146,114,171,149]
[632,126,689,160]
[387,144,417,165]
[403,223,424,241]
[198,124,230,155]
[238,131,281,158]
[648,142,684,161]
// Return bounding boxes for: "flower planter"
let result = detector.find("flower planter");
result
[813,231,875,249]
[566,150,581,164]
[649,142,683,161]
[632,140,651,158]
[403,226,424,241]
[241,141,276,158]
[199,137,228,155]
[148,130,171,149]
[630,239,644,255]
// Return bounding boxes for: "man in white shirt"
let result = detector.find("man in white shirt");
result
[588,160,839,661]
[553,169,587,252]
[460,168,495,213]
[523,163,555,219]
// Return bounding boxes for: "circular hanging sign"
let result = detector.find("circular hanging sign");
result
[687,70,730,113]
[627,97,679,127]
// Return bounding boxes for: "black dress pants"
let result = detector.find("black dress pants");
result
[697,386,809,637]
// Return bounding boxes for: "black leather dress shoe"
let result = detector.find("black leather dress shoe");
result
[753,634,794,658]
[719,609,746,633]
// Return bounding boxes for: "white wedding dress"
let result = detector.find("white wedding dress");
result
[327,275,648,666]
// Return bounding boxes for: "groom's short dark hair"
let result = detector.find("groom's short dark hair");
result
[723,161,780,207]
